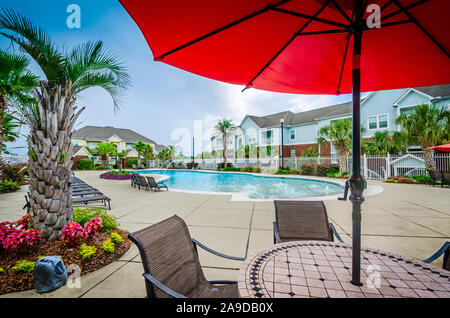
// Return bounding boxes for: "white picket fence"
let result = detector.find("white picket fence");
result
[157,152,450,181]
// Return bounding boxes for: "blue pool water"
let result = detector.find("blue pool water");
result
[135,170,343,199]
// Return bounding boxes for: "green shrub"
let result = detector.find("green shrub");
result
[221,167,241,172]
[316,163,339,177]
[327,171,350,178]
[0,179,21,193]
[275,169,290,175]
[73,208,119,232]
[102,239,115,253]
[240,166,254,172]
[127,158,138,168]
[12,260,35,273]
[76,158,93,170]
[252,167,261,173]
[110,232,123,244]
[0,161,28,184]
[0,267,4,274]
[94,165,106,170]
[300,163,316,175]
[80,244,97,259]
[411,174,432,184]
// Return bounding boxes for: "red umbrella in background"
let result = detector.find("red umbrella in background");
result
[120,0,450,286]
[426,144,450,152]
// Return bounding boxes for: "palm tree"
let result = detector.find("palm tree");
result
[115,150,128,174]
[134,141,147,167]
[301,147,319,157]
[0,50,38,154]
[158,148,171,163]
[0,9,130,240]
[396,103,450,169]
[95,142,116,168]
[143,143,154,167]
[362,131,408,155]
[167,145,179,160]
[214,119,235,166]
[318,119,365,173]
[0,112,19,154]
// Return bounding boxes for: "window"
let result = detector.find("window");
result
[290,149,296,158]
[368,116,378,129]
[73,140,79,146]
[290,130,295,140]
[379,114,388,128]
[368,114,388,130]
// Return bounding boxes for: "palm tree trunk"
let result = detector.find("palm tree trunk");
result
[223,133,227,166]
[337,147,347,174]
[0,94,6,155]
[423,149,435,170]
[26,80,84,241]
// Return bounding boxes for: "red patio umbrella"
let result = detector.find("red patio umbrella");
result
[426,144,450,152]
[120,0,450,286]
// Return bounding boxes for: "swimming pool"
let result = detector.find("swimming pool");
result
[135,170,343,199]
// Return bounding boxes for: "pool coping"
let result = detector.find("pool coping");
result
[134,169,384,202]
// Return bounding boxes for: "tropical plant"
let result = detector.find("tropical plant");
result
[214,119,235,166]
[143,143,154,167]
[362,131,408,155]
[396,103,450,169]
[317,119,365,173]
[0,179,20,193]
[167,145,179,160]
[95,141,116,168]
[76,158,93,170]
[0,9,130,240]
[102,239,115,253]
[115,150,127,173]
[0,50,38,154]
[301,147,319,157]
[133,141,147,167]
[12,260,35,273]
[1,112,19,152]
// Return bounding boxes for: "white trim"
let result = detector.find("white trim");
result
[393,88,432,106]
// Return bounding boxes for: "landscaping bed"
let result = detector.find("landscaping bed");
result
[0,209,131,296]
[100,170,131,180]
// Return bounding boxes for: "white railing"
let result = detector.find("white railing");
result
[148,152,450,181]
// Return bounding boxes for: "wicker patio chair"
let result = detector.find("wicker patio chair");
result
[146,176,168,192]
[424,241,450,271]
[273,200,344,244]
[129,215,245,298]
[427,169,446,187]
[441,171,450,187]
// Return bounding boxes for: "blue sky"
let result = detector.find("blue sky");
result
[2,0,357,156]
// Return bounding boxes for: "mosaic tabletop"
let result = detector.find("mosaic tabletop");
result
[238,241,450,298]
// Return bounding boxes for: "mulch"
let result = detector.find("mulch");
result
[0,229,131,296]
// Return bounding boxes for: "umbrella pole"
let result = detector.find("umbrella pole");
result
[350,0,365,287]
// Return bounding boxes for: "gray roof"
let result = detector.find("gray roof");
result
[72,126,156,144]
[245,102,352,128]
[413,84,450,98]
[243,84,450,129]
[73,146,82,153]
[154,144,167,152]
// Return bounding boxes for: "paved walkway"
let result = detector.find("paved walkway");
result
[0,170,449,298]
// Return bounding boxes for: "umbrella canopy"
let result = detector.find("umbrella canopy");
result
[120,0,450,286]
[120,0,449,94]
[426,144,450,152]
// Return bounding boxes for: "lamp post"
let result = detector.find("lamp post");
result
[280,118,284,170]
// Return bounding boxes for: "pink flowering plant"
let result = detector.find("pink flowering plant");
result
[0,215,41,251]
[61,216,103,246]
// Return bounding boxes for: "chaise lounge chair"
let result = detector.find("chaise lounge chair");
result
[129,215,245,298]
[145,176,168,192]
[423,241,450,271]
[441,171,450,188]
[273,200,344,244]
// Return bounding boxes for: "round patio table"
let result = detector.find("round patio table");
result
[238,241,450,298]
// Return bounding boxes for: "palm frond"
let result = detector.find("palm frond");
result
[0,8,65,84]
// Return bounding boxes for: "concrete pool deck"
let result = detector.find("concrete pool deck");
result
[0,170,449,298]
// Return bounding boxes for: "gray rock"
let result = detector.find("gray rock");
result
[33,256,67,293]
